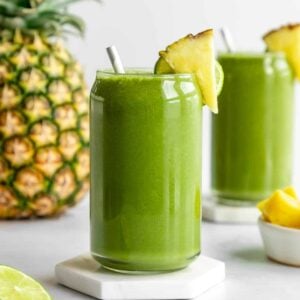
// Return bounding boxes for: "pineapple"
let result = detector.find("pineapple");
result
[156,29,219,113]
[0,0,91,218]
[257,187,300,229]
[263,23,300,80]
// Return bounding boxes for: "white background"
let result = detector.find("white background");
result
[68,0,300,193]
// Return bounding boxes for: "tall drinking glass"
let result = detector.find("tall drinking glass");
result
[90,70,202,273]
[211,53,294,205]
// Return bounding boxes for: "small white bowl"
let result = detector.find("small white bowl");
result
[258,216,300,267]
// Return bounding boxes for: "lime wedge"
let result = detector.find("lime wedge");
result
[0,266,51,300]
[154,57,173,74]
[154,57,224,97]
[215,60,224,96]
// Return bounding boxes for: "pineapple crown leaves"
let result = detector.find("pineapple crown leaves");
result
[0,0,101,37]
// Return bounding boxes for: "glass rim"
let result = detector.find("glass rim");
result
[217,51,286,59]
[96,68,195,79]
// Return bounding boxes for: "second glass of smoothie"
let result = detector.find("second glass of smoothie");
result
[211,52,294,206]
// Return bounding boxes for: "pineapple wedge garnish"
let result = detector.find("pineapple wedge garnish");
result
[263,24,300,79]
[155,57,224,98]
[257,186,300,228]
[157,29,218,113]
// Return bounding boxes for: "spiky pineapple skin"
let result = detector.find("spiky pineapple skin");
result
[0,31,90,218]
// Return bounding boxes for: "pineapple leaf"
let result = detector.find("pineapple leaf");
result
[0,1,22,16]
[5,1,31,8]
[38,0,101,11]
[24,10,85,36]
[0,17,26,30]
[60,14,85,36]
[0,0,101,36]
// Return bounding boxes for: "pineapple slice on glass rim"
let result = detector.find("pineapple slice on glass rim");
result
[263,23,300,80]
[154,29,224,113]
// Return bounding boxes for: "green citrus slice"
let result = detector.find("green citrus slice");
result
[215,60,224,96]
[0,265,51,300]
[154,57,173,74]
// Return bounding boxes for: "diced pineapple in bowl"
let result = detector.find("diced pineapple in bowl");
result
[257,187,300,267]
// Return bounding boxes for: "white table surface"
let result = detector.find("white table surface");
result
[1,196,299,300]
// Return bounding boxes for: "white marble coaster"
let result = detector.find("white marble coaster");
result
[203,196,260,223]
[55,254,225,300]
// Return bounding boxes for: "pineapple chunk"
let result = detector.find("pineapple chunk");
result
[283,186,298,199]
[257,187,300,228]
[257,198,269,220]
[159,29,218,113]
[263,24,300,79]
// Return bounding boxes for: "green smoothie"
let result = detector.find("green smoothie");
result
[90,71,202,272]
[211,53,294,205]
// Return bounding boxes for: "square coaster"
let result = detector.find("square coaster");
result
[203,196,260,223]
[55,254,225,299]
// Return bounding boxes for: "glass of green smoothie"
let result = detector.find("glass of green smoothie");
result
[90,29,220,273]
[90,70,202,273]
[211,52,294,205]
